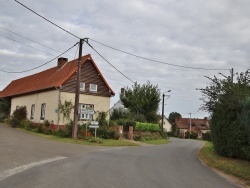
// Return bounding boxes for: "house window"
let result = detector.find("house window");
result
[80,82,85,91]
[40,103,46,120]
[30,104,35,119]
[78,103,94,120]
[89,84,97,92]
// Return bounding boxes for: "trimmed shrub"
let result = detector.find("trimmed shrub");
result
[135,122,160,132]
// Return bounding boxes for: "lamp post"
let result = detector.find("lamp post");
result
[161,90,171,132]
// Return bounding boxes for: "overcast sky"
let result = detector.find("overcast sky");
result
[1,0,250,118]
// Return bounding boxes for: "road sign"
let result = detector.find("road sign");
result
[79,109,95,115]
[89,125,99,128]
[91,121,99,126]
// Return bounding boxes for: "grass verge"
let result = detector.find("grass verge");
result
[140,139,169,145]
[22,130,140,146]
[198,141,250,186]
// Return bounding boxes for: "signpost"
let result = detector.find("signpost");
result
[89,121,99,137]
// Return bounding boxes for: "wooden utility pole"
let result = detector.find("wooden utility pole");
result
[161,93,165,132]
[72,39,83,139]
[188,113,191,139]
[231,68,234,83]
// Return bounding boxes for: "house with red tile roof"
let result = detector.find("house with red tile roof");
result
[0,54,115,128]
[175,116,210,138]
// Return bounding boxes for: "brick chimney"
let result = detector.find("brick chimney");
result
[57,57,68,69]
[120,88,125,97]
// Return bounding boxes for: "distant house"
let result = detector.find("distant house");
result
[175,116,210,138]
[159,116,172,132]
[0,54,115,128]
[109,88,127,116]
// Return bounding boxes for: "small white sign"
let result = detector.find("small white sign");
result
[91,121,99,126]
[79,109,95,115]
[89,125,99,129]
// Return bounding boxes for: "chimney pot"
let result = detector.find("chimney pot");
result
[57,57,68,69]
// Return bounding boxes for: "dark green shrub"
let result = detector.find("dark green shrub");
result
[202,131,211,141]
[190,131,198,139]
[160,131,169,139]
[10,106,27,127]
[0,113,7,122]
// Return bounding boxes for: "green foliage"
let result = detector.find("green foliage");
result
[202,131,212,141]
[190,131,198,139]
[120,81,161,123]
[116,119,136,127]
[199,70,250,160]
[110,108,129,120]
[239,97,250,145]
[89,126,116,139]
[85,137,103,143]
[168,112,181,136]
[0,98,10,116]
[168,112,181,124]
[96,111,108,127]
[58,100,73,122]
[135,122,160,132]
[10,106,27,127]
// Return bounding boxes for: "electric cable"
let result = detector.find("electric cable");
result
[0,26,74,57]
[84,39,135,83]
[0,42,78,73]
[89,38,230,71]
[0,33,56,56]
[14,0,80,39]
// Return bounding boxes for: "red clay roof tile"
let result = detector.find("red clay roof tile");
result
[0,54,115,98]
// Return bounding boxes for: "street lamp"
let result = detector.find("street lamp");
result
[161,90,171,132]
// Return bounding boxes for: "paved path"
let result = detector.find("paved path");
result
[0,123,239,188]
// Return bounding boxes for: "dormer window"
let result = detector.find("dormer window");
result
[90,84,97,92]
[80,82,85,91]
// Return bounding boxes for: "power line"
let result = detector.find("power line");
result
[14,0,80,39]
[0,42,78,73]
[0,26,71,55]
[85,39,135,84]
[89,38,230,71]
[0,33,56,56]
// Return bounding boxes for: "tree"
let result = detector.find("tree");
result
[120,81,161,123]
[198,70,250,160]
[0,98,10,121]
[168,112,181,136]
[58,100,74,123]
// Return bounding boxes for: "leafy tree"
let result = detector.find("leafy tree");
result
[58,100,74,123]
[0,98,10,121]
[110,108,129,120]
[120,81,161,123]
[168,112,181,136]
[199,70,250,160]
[168,112,181,124]
[96,111,108,127]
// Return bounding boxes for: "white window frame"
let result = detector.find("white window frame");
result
[30,104,35,119]
[78,104,94,120]
[80,82,85,91]
[40,103,46,120]
[89,84,97,92]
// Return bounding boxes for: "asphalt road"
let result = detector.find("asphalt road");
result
[0,123,238,188]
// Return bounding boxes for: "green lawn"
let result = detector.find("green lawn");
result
[140,139,169,145]
[198,141,250,186]
[22,130,140,146]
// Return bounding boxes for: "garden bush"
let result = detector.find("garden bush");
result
[135,122,160,132]
[190,131,198,139]
[202,131,211,141]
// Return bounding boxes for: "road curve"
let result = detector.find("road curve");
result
[0,124,238,188]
